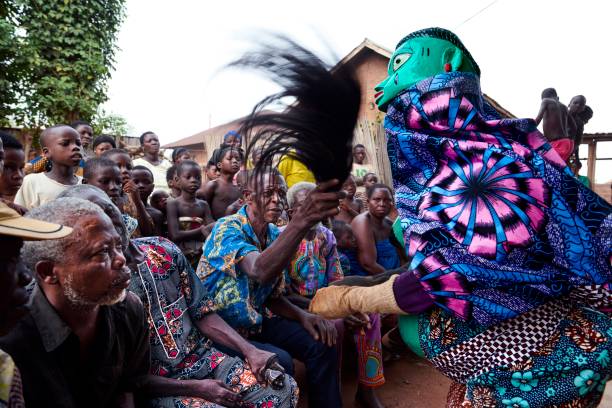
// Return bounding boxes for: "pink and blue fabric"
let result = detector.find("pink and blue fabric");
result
[387,72,611,327]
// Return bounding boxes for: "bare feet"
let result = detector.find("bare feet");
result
[356,385,385,408]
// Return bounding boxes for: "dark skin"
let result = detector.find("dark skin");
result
[568,95,587,140]
[335,176,363,223]
[166,163,215,243]
[76,189,276,407]
[0,235,31,335]
[132,168,165,236]
[198,150,242,220]
[234,174,344,346]
[351,187,394,275]
[94,142,114,157]
[41,126,82,185]
[353,146,366,165]
[285,189,370,330]
[363,173,378,190]
[535,93,571,142]
[205,163,220,182]
[141,133,162,165]
[75,124,93,150]
[150,190,169,214]
[0,147,25,201]
[83,165,123,202]
[36,215,128,361]
[105,152,155,236]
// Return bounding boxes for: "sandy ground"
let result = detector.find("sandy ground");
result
[296,347,451,407]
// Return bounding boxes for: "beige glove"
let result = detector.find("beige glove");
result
[309,274,403,318]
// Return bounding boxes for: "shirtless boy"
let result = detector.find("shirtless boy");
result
[197,147,242,220]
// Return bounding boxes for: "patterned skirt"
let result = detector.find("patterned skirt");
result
[420,306,611,407]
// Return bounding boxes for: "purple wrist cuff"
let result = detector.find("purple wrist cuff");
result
[392,272,435,314]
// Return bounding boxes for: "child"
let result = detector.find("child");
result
[0,132,25,203]
[100,149,155,237]
[197,146,242,220]
[166,165,181,198]
[356,172,378,209]
[71,120,94,158]
[132,165,166,236]
[82,157,123,202]
[15,125,82,209]
[171,147,192,164]
[331,220,368,277]
[351,144,374,180]
[92,135,116,157]
[335,175,363,224]
[204,161,220,182]
[150,190,169,214]
[224,170,249,216]
[166,160,215,268]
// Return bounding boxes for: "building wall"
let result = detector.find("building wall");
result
[351,51,389,125]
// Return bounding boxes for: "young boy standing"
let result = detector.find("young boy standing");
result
[15,125,82,209]
[0,132,25,203]
[166,160,214,268]
[197,147,242,220]
[132,165,166,236]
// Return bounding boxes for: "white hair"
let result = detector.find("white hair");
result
[21,197,109,272]
[286,181,316,208]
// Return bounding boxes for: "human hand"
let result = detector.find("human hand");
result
[123,179,140,203]
[244,347,279,383]
[330,265,407,287]
[344,312,370,330]
[293,180,345,228]
[192,379,241,407]
[299,311,337,347]
[1,199,27,215]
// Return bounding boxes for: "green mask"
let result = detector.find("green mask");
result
[375,28,480,112]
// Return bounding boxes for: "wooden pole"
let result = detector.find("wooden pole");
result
[587,141,597,185]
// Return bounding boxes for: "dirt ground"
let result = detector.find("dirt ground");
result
[295,347,451,407]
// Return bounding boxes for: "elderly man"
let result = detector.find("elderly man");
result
[0,201,73,406]
[197,171,344,407]
[58,185,298,408]
[0,198,150,408]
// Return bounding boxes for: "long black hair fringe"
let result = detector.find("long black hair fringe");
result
[229,35,361,190]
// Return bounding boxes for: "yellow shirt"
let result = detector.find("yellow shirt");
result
[277,155,315,188]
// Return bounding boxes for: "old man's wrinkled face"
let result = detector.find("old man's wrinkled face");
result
[55,214,129,306]
[246,173,287,224]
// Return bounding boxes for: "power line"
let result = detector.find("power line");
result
[454,0,500,29]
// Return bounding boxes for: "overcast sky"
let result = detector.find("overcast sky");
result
[105,0,611,146]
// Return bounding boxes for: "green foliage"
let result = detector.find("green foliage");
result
[92,108,130,136]
[0,0,125,128]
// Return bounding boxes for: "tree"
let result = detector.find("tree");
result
[0,1,26,126]
[15,0,126,127]
[92,108,131,136]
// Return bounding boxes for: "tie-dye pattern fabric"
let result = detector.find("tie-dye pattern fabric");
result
[386,72,611,326]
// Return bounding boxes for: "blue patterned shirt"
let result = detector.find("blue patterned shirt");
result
[196,206,285,334]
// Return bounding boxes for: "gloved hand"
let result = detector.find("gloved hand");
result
[309,274,403,319]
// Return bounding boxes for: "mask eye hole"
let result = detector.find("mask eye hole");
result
[393,53,411,71]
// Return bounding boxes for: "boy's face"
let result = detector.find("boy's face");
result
[87,165,122,201]
[76,124,93,148]
[206,164,220,180]
[342,177,356,197]
[225,135,242,148]
[132,169,154,202]
[218,150,242,175]
[364,174,378,188]
[43,128,82,167]
[151,191,169,212]
[175,151,191,163]
[0,147,25,196]
[353,147,366,164]
[336,227,357,249]
[107,152,133,185]
[94,142,113,157]
[177,164,202,194]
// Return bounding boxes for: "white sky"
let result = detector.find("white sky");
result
[105,0,612,148]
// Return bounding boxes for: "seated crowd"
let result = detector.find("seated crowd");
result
[0,125,410,408]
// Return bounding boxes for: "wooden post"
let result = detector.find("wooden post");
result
[587,141,597,185]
